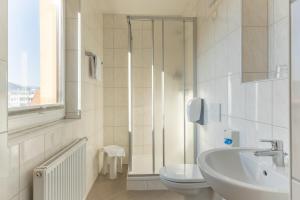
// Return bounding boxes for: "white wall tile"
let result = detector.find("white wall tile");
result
[273,78,289,128]
[19,186,31,200]
[228,118,272,147]
[292,100,300,179]
[132,30,142,49]
[114,68,128,87]
[10,194,19,200]
[0,0,7,61]
[142,21,152,30]
[274,17,289,75]
[7,145,19,200]
[274,0,289,22]
[44,128,64,159]
[114,106,128,126]
[103,68,114,88]
[66,50,79,82]
[245,80,272,124]
[66,19,79,50]
[143,68,152,88]
[103,49,114,67]
[142,49,152,67]
[198,49,216,82]
[132,49,143,66]
[104,107,114,126]
[0,134,8,200]
[0,61,7,133]
[103,127,114,145]
[133,128,144,146]
[214,0,228,42]
[20,135,45,190]
[103,29,114,48]
[104,88,115,106]
[103,14,114,29]
[61,124,77,146]
[114,127,128,146]
[244,121,272,148]
[115,88,128,106]
[143,106,152,126]
[198,81,216,105]
[292,179,300,200]
[82,83,96,111]
[214,39,229,78]
[143,127,152,145]
[142,30,153,49]
[114,49,128,67]
[114,29,128,49]
[65,82,79,113]
[228,75,246,118]
[114,15,128,29]
[132,68,145,88]
[133,107,144,126]
[227,29,242,75]
[131,20,142,30]
[227,0,241,32]
[215,77,228,115]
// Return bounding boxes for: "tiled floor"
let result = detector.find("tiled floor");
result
[86,167,183,200]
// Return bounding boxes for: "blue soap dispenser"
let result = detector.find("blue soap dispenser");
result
[224,129,240,147]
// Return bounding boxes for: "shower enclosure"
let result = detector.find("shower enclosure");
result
[127,16,197,175]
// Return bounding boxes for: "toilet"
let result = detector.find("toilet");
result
[160,164,218,200]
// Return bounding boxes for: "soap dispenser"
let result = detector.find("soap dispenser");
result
[224,129,240,147]
[187,98,205,125]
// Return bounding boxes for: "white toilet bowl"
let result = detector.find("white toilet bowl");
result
[160,164,218,200]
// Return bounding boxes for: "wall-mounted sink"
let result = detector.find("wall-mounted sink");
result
[198,148,289,200]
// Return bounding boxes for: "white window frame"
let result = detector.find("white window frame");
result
[8,0,66,133]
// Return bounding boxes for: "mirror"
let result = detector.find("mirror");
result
[242,0,289,82]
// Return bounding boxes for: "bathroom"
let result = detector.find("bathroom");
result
[0,0,299,199]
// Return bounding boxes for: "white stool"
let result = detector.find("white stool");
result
[101,145,125,179]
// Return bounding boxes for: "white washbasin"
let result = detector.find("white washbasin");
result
[198,148,289,200]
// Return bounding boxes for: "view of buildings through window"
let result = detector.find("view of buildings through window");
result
[8,0,60,108]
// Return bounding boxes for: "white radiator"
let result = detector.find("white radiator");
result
[33,137,87,200]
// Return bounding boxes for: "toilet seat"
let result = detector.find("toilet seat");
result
[160,178,210,189]
[160,164,213,199]
[160,164,207,185]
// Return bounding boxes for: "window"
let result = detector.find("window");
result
[8,0,63,110]
[8,0,64,131]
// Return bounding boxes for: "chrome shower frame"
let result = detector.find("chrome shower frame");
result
[127,15,198,175]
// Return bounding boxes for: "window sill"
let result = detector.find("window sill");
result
[8,105,65,134]
[8,104,64,116]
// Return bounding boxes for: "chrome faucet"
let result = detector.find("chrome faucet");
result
[254,140,286,167]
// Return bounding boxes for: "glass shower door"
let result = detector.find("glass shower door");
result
[163,20,185,166]
[129,17,196,175]
[130,20,154,174]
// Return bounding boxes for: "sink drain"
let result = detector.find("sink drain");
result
[263,170,268,176]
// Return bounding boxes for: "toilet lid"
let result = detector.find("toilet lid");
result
[160,164,206,183]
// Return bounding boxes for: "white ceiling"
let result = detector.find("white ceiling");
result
[97,0,200,16]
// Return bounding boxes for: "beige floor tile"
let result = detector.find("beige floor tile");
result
[86,166,183,200]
